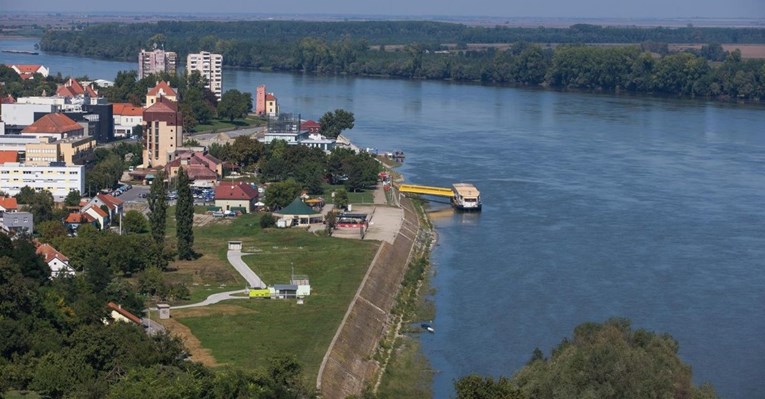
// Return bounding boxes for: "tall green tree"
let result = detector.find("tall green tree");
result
[147,172,168,268]
[319,109,355,139]
[122,210,149,235]
[217,89,252,121]
[175,167,195,260]
[264,179,303,210]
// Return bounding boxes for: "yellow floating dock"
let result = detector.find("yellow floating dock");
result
[398,184,455,198]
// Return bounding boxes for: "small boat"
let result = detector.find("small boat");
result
[421,323,435,333]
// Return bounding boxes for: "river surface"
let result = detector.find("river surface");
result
[3,38,765,399]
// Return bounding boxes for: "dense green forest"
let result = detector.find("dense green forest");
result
[39,21,765,101]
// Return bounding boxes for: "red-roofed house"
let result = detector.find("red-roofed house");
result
[64,212,97,232]
[300,120,321,133]
[107,302,143,326]
[21,113,84,139]
[145,81,177,105]
[83,205,109,230]
[0,197,18,214]
[113,102,144,137]
[165,151,223,185]
[265,93,278,116]
[7,64,50,79]
[36,243,73,278]
[214,181,259,213]
[0,151,18,164]
[84,193,124,222]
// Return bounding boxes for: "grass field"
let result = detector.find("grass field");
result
[167,212,379,383]
[323,183,376,204]
[191,115,264,133]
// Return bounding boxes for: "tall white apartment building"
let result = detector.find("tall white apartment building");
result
[0,163,85,201]
[186,51,223,101]
[139,49,178,79]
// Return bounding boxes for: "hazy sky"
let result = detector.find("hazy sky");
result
[1,0,763,19]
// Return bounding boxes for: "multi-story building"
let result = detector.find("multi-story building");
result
[138,48,178,79]
[24,136,96,166]
[0,162,85,201]
[112,103,144,138]
[21,113,84,140]
[186,51,223,101]
[142,96,183,168]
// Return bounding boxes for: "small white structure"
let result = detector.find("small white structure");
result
[228,241,243,251]
[291,275,311,297]
[157,303,171,319]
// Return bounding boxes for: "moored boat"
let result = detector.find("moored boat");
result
[451,183,482,211]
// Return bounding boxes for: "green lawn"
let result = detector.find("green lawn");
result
[191,115,263,133]
[323,184,375,204]
[171,213,379,383]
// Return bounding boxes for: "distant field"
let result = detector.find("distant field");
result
[669,43,765,59]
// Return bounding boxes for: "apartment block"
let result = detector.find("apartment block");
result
[0,163,85,201]
[138,49,178,79]
[186,51,223,100]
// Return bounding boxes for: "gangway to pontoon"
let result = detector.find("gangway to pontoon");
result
[397,184,454,198]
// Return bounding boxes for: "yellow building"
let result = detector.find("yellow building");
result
[25,136,96,166]
[145,81,177,106]
[142,96,182,168]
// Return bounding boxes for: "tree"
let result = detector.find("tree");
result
[37,220,68,243]
[218,89,252,121]
[264,179,303,210]
[319,109,355,139]
[260,213,276,229]
[333,188,349,210]
[325,211,336,235]
[504,318,719,399]
[175,167,195,260]
[122,210,149,235]
[230,135,264,167]
[147,172,168,268]
[454,375,523,399]
[64,190,82,207]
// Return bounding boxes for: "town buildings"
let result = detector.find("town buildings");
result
[112,103,143,138]
[5,64,49,79]
[138,48,177,79]
[186,51,223,101]
[214,181,259,213]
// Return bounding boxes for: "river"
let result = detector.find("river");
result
[3,37,765,399]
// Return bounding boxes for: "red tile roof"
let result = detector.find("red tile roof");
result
[95,193,124,209]
[65,212,86,223]
[265,94,276,101]
[144,96,178,114]
[0,94,15,104]
[301,120,321,130]
[147,81,177,97]
[113,103,143,116]
[12,64,43,74]
[214,181,259,201]
[21,113,82,135]
[86,205,108,218]
[84,85,98,97]
[107,302,142,325]
[36,243,69,264]
[0,151,18,163]
[56,85,76,97]
[0,197,18,211]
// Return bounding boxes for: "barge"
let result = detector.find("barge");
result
[451,183,482,211]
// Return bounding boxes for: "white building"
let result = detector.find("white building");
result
[186,51,223,101]
[112,103,144,138]
[0,163,85,201]
[0,103,59,126]
[139,49,177,79]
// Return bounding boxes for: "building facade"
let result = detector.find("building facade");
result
[0,163,85,201]
[138,49,178,79]
[186,51,223,100]
[142,97,182,168]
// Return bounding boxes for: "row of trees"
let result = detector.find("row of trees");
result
[39,22,765,101]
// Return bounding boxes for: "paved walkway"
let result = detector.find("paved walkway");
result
[171,289,250,309]
[227,250,266,288]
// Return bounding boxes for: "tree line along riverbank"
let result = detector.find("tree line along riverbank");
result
[38,21,765,101]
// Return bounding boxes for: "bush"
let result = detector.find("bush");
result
[260,213,276,229]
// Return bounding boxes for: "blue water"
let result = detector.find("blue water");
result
[3,38,765,399]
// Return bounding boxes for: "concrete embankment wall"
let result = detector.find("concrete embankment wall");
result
[318,197,420,399]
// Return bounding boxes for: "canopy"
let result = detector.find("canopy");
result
[277,197,319,215]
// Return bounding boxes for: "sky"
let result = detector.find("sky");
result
[1,0,763,19]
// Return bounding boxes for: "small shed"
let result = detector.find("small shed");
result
[157,303,171,319]
[228,241,243,251]
[273,284,298,299]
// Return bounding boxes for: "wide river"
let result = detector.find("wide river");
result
[3,38,764,398]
